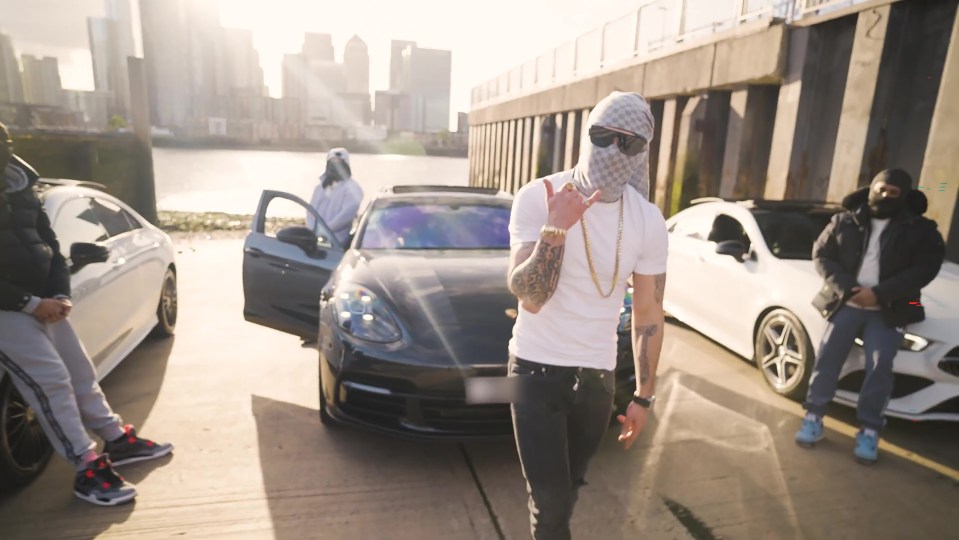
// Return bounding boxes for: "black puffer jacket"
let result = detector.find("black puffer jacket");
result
[0,157,71,311]
[811,187,945,327]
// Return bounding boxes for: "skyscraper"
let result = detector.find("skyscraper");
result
[21,55,62,106]
[139,0,190,128]
[105,0,136,59]
[402,46,452,133]
[343,35,369,95]
[88,17,130,115]
[0,33,23,103]
[389,40,416,91]
[302,33,334,63]
[282,53,306,101]
[219,28,264,95]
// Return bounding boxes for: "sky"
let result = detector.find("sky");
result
[0,0,657,126]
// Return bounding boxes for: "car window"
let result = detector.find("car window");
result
[707,214,751,251]
[359,202,511,249]
[753,209,836,260]
[53,198,110,257]
[669,210,714,241]
[91,197,137,237]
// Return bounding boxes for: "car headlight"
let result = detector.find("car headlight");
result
[618,287,633,333]
[334,286,402,343]
[854,332,930,352]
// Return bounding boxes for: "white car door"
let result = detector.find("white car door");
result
[52,197,118,364]
[90,196,164,334]
[697,212,759,349]
[665,207,716,325]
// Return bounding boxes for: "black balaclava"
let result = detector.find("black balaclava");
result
[867,168,912,219]
[320,148,352,189]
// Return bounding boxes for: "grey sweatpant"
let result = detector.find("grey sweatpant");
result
[0,310,124,465]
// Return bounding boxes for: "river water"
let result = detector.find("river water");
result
[153,147,470,216]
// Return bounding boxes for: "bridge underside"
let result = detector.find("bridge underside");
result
[468,0,959,261]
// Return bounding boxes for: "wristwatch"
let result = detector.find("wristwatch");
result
[632,393,655,409]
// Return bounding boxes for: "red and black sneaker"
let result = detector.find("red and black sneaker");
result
[103,424,174,466]
[73,455,137,506]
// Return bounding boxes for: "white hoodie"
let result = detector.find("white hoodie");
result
[307,148,363,244]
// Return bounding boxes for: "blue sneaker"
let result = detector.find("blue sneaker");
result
[795,417,824,447]
[854,430,879,464]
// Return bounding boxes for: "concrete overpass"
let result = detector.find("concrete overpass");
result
[467,0,959,261]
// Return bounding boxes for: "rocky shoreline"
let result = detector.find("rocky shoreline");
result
[158,210,303,239]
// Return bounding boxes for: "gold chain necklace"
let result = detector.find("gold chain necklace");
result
[580,196,624,298]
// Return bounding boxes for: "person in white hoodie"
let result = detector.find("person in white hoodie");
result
[307,148,363,245]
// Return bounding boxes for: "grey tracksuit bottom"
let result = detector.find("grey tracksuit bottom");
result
[0,310,124,465]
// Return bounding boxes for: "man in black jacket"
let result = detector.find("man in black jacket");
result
[796,169,945,463]
[0,122,172,505]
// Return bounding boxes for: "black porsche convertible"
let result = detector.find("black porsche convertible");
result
[242,185,634,439]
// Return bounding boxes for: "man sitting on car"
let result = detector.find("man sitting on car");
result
[0,122,172,506]
[797,169,945,464]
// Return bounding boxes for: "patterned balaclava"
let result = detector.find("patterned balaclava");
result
[572,91,655,202]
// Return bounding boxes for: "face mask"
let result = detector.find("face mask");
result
[868,191,904,219]
[572,92,654,202]
[322,159,351,188]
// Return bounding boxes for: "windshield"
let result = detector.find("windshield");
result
[752,209,837,260]
[358,201,511,250]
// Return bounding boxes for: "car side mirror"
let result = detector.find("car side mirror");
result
[70,242,110,273]
[277,226,319,253]
[715,240,747,262]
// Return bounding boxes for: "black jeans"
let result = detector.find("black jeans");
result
[509,356,616,540]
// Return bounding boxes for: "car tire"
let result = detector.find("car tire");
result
[150,268,178,338]
[0,376,53,489]
[754,309,814,401]
[318,367,334,426]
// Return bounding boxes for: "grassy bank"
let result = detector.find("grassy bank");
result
[158,210,301,234]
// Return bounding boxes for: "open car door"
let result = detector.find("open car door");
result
[242,190,345,339]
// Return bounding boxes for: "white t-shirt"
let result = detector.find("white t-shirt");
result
[507,171,668,370]
[852,218,889,310]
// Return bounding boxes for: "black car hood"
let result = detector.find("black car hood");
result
[341,249,516,367]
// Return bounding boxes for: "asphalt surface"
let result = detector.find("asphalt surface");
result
[0,237,956,539]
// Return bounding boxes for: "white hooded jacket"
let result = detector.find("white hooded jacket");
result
[307,148,363,244]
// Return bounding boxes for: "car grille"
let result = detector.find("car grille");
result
[338,375,512,436]
[837,371,935,398]
[938,348,959,377]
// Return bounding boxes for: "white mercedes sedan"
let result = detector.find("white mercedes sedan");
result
[663,198,958,422]
[0,179,178,488]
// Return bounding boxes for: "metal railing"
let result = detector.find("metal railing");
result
[471,0,863,108]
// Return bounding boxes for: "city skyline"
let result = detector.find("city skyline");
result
[0,0,650,129]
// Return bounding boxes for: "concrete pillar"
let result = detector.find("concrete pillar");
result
[499,122,510,191]
[552,113,567,173]
[481,124,491,188]
[492,122,503,190]
[721,89,749,198]
[766,19,856,200]
[722,85,779,199]
[697,90,731,201]
[564,110,584,170]
[519,118,532,187]
[920,5,959,261]
[648,100,665,200]
[654,97,686,214]
[514,118,527,191]
[468,126,477,186]
[532,116,547,179]
[128,57,157,224]
[827,5,892,203]
[504,120,516,193]
[671,95,708,215]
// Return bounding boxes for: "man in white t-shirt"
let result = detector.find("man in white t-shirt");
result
[506,92,668,539]
[800,169,945,464]
[307,148,363,245]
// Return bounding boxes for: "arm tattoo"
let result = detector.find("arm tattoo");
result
[653,273,666,304]
[636,324,659,385]
[509,240,565,308]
